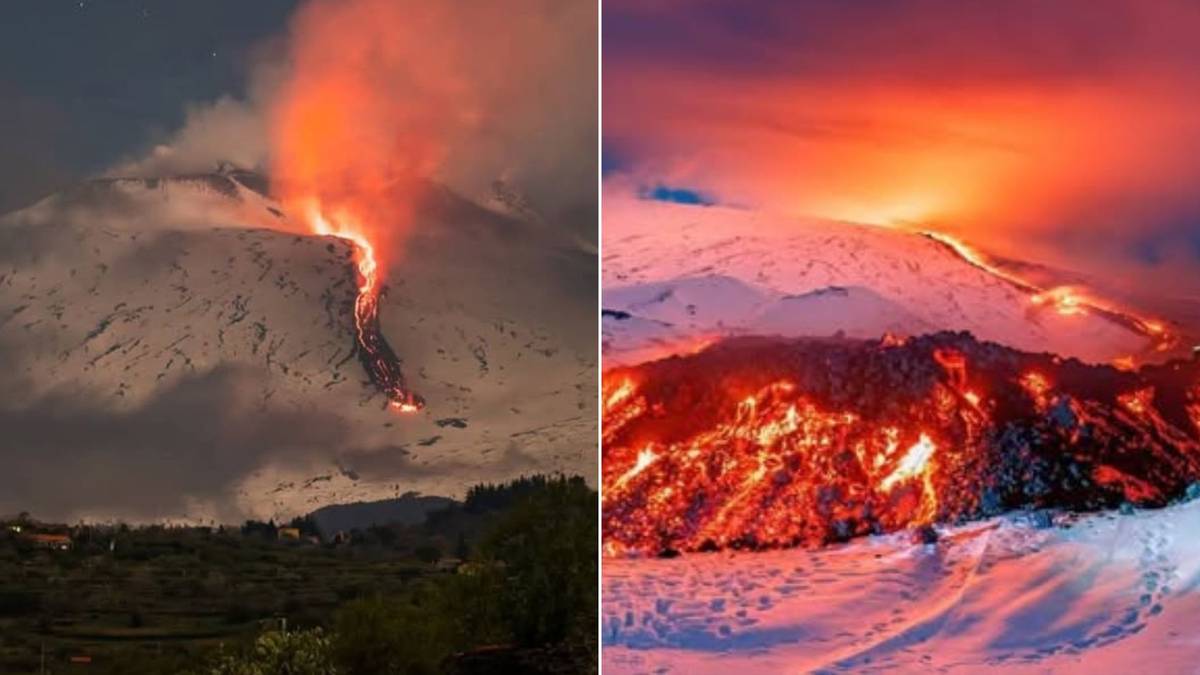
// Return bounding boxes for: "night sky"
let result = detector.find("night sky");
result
[0,0,296,213]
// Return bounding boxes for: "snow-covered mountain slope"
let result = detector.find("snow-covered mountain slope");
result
[604,498,1200,673]
[602,196,1168,368]
[5,167,283,233]
[0,170,595,523]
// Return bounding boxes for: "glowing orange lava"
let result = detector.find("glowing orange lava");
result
[1118,387,1155,417]
[919,231,1177,358]
[1112,356,1137,371]
[602,334,1200,554]
[1031,286,1089,317]
[1020,371,1053,412]
[266,0,467,414]
[923,231,1036,293]
[602,371,959,552]
[307,202,423,412]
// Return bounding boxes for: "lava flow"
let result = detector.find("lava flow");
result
[602,332,1200,555]
[921,230,1178,359]
[308,205,423,412]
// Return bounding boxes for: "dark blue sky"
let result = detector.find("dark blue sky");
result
[0,0,296,212]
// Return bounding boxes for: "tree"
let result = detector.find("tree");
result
[414,544,441,564]
[288,515,321,538]
[480,475,597,646]
[205,628,338,675]
[330,595,451,675]
[436,560,508,650]
[240,520,277,539]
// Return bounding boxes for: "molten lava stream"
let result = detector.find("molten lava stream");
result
[601,333,1200,555]
[309,206,423,412]
[920,230,1178,358]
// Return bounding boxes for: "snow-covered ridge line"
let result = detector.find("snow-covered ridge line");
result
[602,196,1190,368]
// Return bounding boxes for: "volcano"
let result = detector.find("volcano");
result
[602,195,1200,555]
[0,167,595,522]
[603,332,1200,554]
[603,196,1192,369]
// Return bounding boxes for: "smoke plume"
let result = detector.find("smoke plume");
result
[114,0,596,255]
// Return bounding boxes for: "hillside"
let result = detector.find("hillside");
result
[0,169,596,523]
[602,196,1184,368]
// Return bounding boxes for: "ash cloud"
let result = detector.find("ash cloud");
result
[0,365,349,523]
[108,96,269,179]
[336,440,544,485]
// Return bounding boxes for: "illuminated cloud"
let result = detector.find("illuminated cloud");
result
[605,0,1200,298]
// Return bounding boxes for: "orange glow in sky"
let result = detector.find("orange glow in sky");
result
[604,1,1200,296]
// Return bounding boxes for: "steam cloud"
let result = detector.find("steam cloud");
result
[0,365,346,523]
[110,97,269,179]
[116,0,596,246]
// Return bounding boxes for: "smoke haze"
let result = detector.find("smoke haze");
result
[605,0,1200,299]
